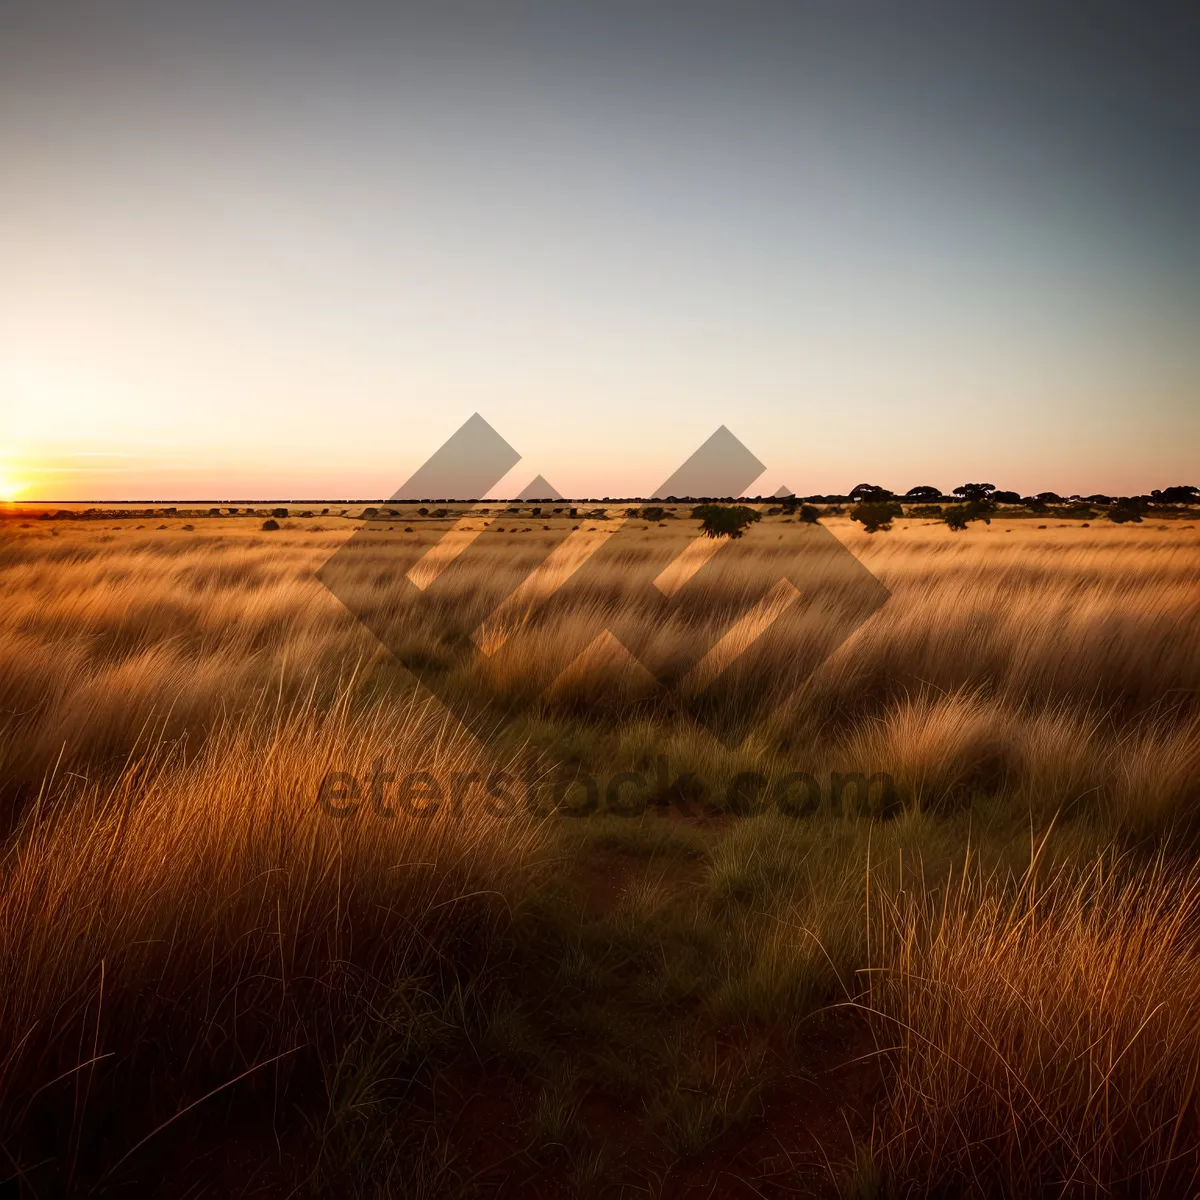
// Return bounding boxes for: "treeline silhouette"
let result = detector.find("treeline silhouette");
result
[14,483,1197,525]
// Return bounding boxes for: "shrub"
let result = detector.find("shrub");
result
[943,499,993,531]
[261,518,280,531]
[799,504,821,524]
[850,501,902,533]
[1110,498,1147,524]
[272,508,288,518]
[1110,508,1141,525]
[691,504,762,539]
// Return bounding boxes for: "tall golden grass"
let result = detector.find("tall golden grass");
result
[0,668,543,1183]
[3,519,1196,813]
[866,850,1200,1196]
[0,512,1197,1190]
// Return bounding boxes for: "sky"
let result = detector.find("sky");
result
[1,1,1197,501]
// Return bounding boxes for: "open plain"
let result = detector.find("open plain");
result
[0,505,1198,1196]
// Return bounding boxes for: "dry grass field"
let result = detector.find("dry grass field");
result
[0,505,1197,1196]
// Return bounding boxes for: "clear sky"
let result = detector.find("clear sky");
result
[1,1,1197,500]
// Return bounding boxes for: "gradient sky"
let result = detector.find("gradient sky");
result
[1,1,1197,500]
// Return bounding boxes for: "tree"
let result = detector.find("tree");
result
[905,485,942,501]
[850,483,894,500]
[849,500,902,533]
[953,483,996,502]
[1153,485,1199,505]
[692,504,762,539]
[991,491,1021,504]
[1036,492,1062,504]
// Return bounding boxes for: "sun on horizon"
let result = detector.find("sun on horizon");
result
[0,471,26,502]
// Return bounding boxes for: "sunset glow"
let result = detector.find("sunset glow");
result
[1,6,1197,501]
[0,472,24,503]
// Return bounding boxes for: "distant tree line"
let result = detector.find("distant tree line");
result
[20,483,1197,538]
[838,483,1200,533]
